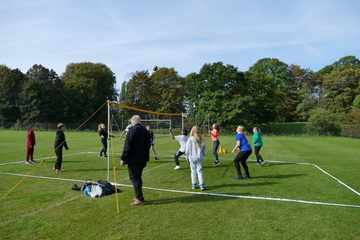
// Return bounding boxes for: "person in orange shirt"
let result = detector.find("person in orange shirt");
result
[204,123,220,166]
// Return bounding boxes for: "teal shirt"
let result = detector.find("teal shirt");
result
[253,132,263,146]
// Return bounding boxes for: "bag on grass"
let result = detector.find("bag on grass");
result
[71,180,118,197]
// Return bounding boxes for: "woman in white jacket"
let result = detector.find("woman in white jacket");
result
[186,125,206,190]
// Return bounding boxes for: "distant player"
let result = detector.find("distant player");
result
[146,125,158,160]
[169,127,188,169]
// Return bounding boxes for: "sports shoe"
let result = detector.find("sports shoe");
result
[192,184,197,189]
[234,175,243,179]
[213,160,220,166]
[200,184,205,191]
[254,162,260,165]
[243,174,251,179]
[174,165,181,170]
[154,156,159,160]
[30,160,36,163]
[103,155,108,158]
[56,169,65,172]
[98,155,103,157]
[260,161,267,167]
[52,167,57,170]
[130,199,145,206]
[25,161,31,164]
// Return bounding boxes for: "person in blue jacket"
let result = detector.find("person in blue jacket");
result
[253,127,266,166]
[231,125,252,179]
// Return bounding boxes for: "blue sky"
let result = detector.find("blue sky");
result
[1,0,360,89]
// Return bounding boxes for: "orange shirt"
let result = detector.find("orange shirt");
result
[210,129,219,141]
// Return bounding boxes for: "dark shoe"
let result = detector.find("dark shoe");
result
[103,155,108,158]
[155,156,159,160]
[30,160,36,163]
[243,174,251,179]
[260,161,267,167]
[131,199,145,206]
[98,155,102,157]
[234,175,243,179]
[213,160,220,166]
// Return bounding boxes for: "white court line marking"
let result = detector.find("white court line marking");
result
[1,153,359,208]
[0,195,82,227]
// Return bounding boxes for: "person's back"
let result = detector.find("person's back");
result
[122,124,150,164]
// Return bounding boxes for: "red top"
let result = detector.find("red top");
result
[26,130,36,146]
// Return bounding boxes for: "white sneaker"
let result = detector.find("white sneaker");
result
[174,165,181,170]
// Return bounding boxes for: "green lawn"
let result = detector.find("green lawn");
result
[0,130,359,240]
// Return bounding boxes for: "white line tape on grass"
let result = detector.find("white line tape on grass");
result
[1,171,359,209]
[312,164,360,196]
[0,195,82,227]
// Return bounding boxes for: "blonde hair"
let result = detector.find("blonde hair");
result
[98,123,105,131]
[237,125,250,143]
[189,125,203,148]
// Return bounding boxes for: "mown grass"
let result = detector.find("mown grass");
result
[0,130,359,240]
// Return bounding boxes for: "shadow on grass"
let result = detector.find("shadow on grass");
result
[146,193,238,205]
[254,174,306,179]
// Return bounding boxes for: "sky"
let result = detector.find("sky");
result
[1,0,360,90]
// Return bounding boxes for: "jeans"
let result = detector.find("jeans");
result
[189,160,204,185]
[212,140,220,160]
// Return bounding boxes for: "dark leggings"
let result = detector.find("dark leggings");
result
[254,145,264,163]
[100,139,107,156]
[174,150,185,166]
[212,140,220,160]
[234,150,252,176]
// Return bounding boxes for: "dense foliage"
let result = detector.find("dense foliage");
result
[1,55,359,135]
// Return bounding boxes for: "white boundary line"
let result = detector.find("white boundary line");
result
[1,153,359,208]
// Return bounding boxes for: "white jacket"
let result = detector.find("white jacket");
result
[185,136,206,162]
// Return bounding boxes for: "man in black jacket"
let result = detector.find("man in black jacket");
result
[120,115,150,205]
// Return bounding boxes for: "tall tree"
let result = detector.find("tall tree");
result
[61,62,117,123]
[318,55,360,75]
[0,65,25,122]
[19,64,63,123]
[126,68,185,114]
[322,69,360,114]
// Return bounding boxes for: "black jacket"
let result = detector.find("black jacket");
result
[54,130,69,150]
[121,124,150,164]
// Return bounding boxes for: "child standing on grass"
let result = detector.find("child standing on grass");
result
[253,127,266,166]
[186,125,206,190]
[203,123,220,166]
[98,123,115,158]
[25,125,36,164]
[54,123,69,172]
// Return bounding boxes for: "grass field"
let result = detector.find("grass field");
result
[0,130,359,240]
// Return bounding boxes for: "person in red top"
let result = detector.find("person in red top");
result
[25,125,36,164]
[204,123,220,166]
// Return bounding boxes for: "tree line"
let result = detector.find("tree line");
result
[1,56,359,134]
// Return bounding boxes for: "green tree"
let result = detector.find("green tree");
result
[304,108,341,135]
[61,62,117,123]
[0,65,25,122]
[19,64,63,123]
[318,55,360,75]
[322,69,360,114]
[185,62,244,125]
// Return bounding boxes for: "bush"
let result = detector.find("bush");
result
[304,108,341,135]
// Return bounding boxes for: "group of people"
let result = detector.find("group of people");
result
[24,116,266,206]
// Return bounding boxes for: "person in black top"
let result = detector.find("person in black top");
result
[98,123,115,158]
[146,125,158,160]
[54,123,69,172]
[121,115,150,206]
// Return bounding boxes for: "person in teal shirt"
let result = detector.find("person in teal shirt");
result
[253,127,266,166]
